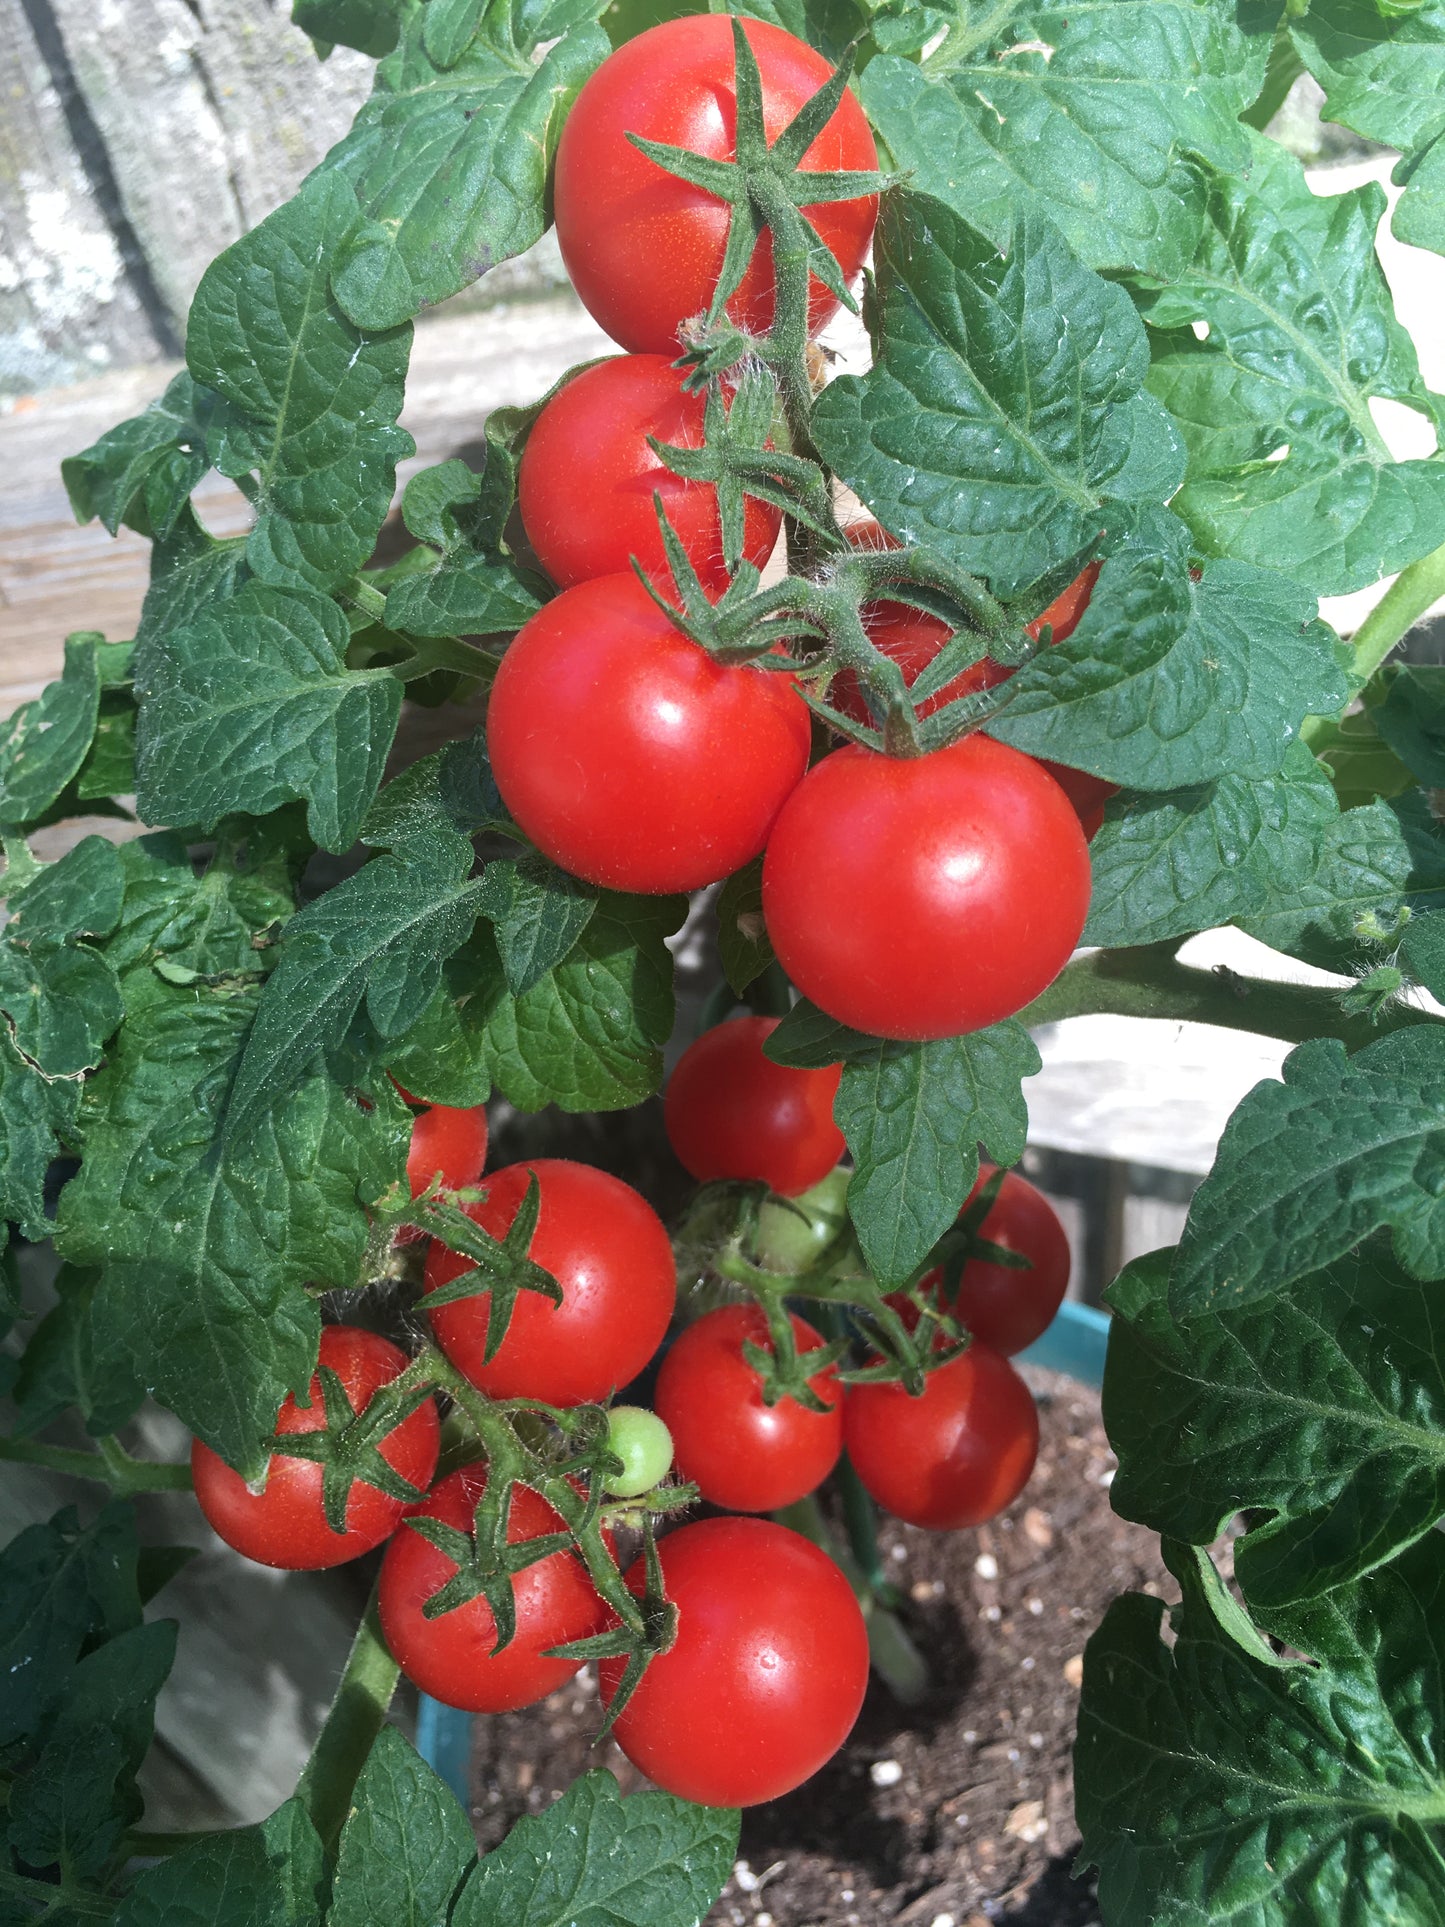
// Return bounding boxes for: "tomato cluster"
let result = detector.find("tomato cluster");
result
[485,16,1098,1045]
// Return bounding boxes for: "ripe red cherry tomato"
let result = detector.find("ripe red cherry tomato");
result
[424,1159,676,1405]
[191,1326,440,1570]
[406,1102,488,1201]
[927,1164,1072,1356]
[554,16,878,354]
[762,735,1091,1040]
[600,1517,869,1805]
[832,528,1101,732]
[654,1303,843,1511]
[378,1465,607,1713]
[487,572,811,893]
[664,1015,844,1196]
[1036,760,1115,840]
[844,1344,1039,1530]
[518,355,780,596]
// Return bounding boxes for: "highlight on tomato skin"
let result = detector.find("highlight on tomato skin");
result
[653,1303,844,1512]
[517,354,781,597]
[600,1516,871,1807]
[378,1465,609,1714]
[486,571,813,895]
[663,1014,845,1197]
[423,1158,677,1406]
[190,1326,441,1571]
[553,15,879,355]
[844,1344,1040,1531]
[761,733,1093,1042]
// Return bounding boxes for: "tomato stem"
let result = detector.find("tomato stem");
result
[0,1434,192,1495]
[1023,944,1444,1048]
[295,1582,399,1853]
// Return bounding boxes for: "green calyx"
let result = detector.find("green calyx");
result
[270,1365,436,1536]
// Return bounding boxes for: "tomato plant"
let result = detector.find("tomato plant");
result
[517,353,781,594]
[653,1302,843,1511]
[378,1465,608,1713]
[600,1517,870,1806]
[486,570,812,892]
[8,0,1445,1918]
[424,1159,676,1404]
[191,1325,441,1569]
[844,1344,1040,1531]
[663,1014,844,1194]
[762,734,1092,1039]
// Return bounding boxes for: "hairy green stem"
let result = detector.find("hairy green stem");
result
[0,1435,192,1494]
[295,1585,399,1853]
[1347,539,1445,685]
[1021,945,1442,1050]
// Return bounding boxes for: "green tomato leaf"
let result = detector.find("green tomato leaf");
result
[292,0,404,56]
[990,517,1351,789]
[361,730,509,856]
[485,855,598,997]
[1237,790,1444,970]
[377,937,500,1108]
[55,988,409,1475]
[716,857,773,996]
[12,1265,145,1439]
[1077,1536,1445,1926]
[834,1020,1040,1288]
[714,0,871,61]
[859,0,1267,282]
[1105,1246,1445,1610]
[7,1620,175,1880]
[0,1503,143,1750]
[62,371,217,540]
[1373,664,1445,784]
[0,636,103,829]
[187,169,414,593]
[1403,908,1445,999]
[103,832,296,987]
[1292,0,1445,259]
[811,190,1185,599]
[0,839,126,1080]
[330,1728,476,1927]
[134,582,402,854]
[116,1797,326,1927]
[383,461,546,641]
[1138,140,1445,595]
[1171,1027,1445,1316]
[134,512,251,651]
[0,1039,80,1241]
[1081,742,1345,948]
[452,1770,738,1927]
[480,894,684,1113]
[227,828,503,1134]
[322,0,610,331]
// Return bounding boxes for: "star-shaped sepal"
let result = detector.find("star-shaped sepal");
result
[269,1365,437,1536]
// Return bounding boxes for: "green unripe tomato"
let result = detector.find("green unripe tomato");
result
[753,1165,851,1276]
[604,1406,674,1498]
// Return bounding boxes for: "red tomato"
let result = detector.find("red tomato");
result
[554,16,878,354]
[832,529,1100,729]
[423,1159,676,1405]
[190,1326,440,1570]
[600,1517,869,1804]
[1036,760,1115,839]
[844,1344,1039,1530]
[378,1465,607,1713]
[761,735,1091,1040]
[927,1164,1072,1356]
[664,1015,844,1196]
[518,355,780,596]
[487,572,811,893]
[653,1304,843,1511]
[406,1103,488,1200]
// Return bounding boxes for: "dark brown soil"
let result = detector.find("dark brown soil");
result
[465,1365,1169,1927]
